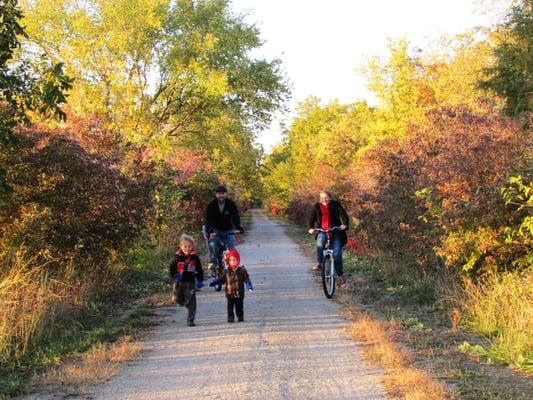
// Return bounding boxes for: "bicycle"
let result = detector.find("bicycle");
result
[202,226,239,292]
[313,227,341,298]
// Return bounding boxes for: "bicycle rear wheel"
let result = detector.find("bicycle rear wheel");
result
[321,254,336,298]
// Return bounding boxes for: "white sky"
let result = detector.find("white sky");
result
[230,0,510,151]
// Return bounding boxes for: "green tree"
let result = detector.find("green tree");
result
[20,0,288,203]
[21,0,288,142]
[287,97,348,187]
[481,2,533,116]
[0,0,71,194]
[362,39,432,137]
[261,142,294,211]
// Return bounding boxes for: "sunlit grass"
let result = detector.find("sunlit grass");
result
[462,268,533,371]
[36,336,142,388]
[0,243,170,397]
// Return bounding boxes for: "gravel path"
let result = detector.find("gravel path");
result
[88,209,385,400]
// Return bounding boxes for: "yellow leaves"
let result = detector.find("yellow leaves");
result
[359,32,498,143]
[203,69,229,97]
[204,33,218,50]
[20,0,167,137]
[436,227,501,272]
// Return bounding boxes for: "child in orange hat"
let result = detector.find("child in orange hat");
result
[209,248,253,322]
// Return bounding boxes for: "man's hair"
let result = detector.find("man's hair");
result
[179,234,195,245]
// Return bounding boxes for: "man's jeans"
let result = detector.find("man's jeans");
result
[316,232,344,276]
[208,229,235,266]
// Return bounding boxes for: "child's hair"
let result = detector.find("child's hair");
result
[179,234,195,245]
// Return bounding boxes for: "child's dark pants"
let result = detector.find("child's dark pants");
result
[227,297,244,320]
[173,281,196,323]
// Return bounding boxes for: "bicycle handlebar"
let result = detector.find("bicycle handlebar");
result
[313,226,342,233]
[219,230,241,235]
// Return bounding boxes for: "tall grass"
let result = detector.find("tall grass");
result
[0,241,171,396]
[463,268,533,370]
[0,247,75,362]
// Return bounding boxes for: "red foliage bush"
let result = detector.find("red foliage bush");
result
[346,235,370,256]
[0,125,152,292]
[349,106,528,272]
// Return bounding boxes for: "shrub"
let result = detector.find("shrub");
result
[350,105,528,273]
[0,125,150,360]
[0,126,149,285]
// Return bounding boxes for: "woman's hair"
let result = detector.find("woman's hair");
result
[179,234,195,245]
[319,189,333,199]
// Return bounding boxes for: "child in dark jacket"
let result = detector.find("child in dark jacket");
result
[210,248,253,322]
[169,234,204,327]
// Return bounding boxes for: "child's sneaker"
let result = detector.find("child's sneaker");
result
[227,316,235,323]
[187,319,195,327]
[237,317,244,322]
[336,275,346,285]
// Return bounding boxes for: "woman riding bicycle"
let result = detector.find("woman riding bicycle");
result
[308,190,349,284]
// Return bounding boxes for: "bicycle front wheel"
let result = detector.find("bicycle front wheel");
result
[213,268,223,292]
[322,254,336,298]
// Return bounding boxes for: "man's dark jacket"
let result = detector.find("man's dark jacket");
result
[308,200,350,245]
[205,198,243,232]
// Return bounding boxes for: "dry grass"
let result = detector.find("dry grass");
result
[0,248,75,361]
[386,368,449,400]
[346,308,454,400]
[36,336,142,389]
[144,291,175,308]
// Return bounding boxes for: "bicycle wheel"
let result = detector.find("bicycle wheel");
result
[321,254,335,298]
[213,267,223,292]
[213,253,224,291]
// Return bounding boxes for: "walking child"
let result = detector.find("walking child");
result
[169,234,204,327]
[209,248,253,322]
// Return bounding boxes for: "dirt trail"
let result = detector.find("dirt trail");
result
[88,209,385,399]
